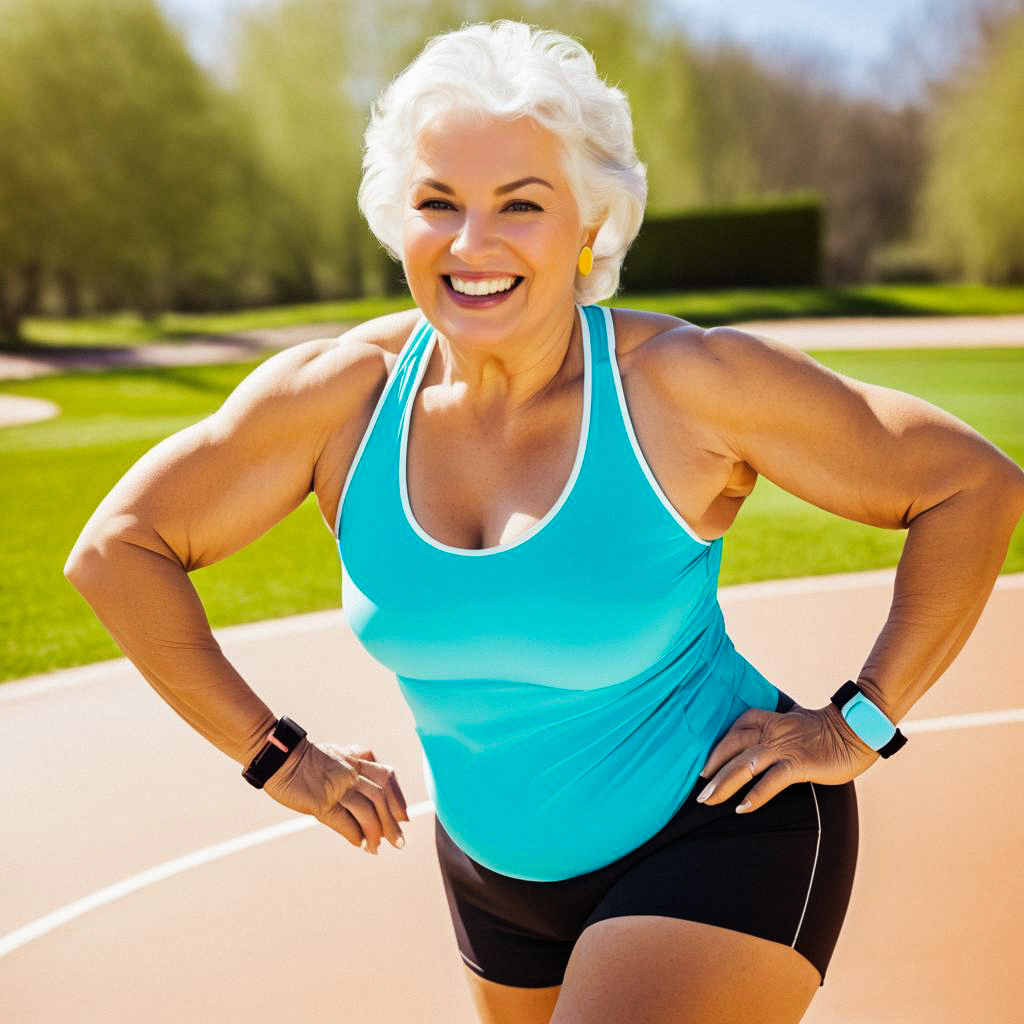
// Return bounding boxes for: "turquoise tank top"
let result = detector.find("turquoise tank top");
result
[336,303,783,881]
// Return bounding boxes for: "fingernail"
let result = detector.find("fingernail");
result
[361,838,368,850]
[396,836,405,849]
[697,783,714,803]
[736,801,751,813]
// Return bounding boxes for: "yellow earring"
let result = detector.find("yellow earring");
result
[578,245,593,276]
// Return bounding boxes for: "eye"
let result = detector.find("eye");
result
[417,199,542,212]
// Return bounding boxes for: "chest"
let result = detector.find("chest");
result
[315,310,757,548]
[403,318,753,551]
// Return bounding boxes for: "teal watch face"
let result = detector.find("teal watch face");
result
[843,693,896,749]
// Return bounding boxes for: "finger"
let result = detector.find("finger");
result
[340,787,385,852]
[325,749,406,822]
[365,782,405,849]
[700,720,762,780]
[386,772,410,821]
[734,762,793,814]
[384,776,409,823]
[700,708,775,778]
[317,800,365,848]
[348,756,409,822]
[320,743,364,775]
[698,745,779,805]
[344,775,406,852]
[325,748,409,832]
[344,758,408,840]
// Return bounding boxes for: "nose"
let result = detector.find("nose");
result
[449,211,503,263]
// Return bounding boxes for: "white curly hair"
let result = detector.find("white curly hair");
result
[357,19,648,305]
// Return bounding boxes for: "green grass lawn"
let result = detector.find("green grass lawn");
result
[7,282,1024,348]
[1,342,1022,683]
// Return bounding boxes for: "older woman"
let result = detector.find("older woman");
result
[65,18,1023,1024]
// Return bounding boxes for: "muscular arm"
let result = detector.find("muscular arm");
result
[64,332,386,767]
[649,325,1024,724]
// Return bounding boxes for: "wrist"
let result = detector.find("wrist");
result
[238,712,284,769]
[822,700,880,758]
[241,715,308,789]
[828,679,909,759]
[853,675,900,724]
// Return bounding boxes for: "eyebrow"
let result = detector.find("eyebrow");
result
[412,176,555,196]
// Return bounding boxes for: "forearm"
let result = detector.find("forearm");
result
[66,538,278,768]
[853,475,1024,725]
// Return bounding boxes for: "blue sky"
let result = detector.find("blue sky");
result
[158,0,943,107]
[668,0,937,101]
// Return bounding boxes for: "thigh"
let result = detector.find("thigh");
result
[463,966,561,1024]
[553,916,819,1024]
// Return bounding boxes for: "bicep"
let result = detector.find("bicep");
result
[680,327,1016,529]
[69,337,382,572]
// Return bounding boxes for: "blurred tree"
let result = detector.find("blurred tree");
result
[368,0,928,284]
[525,0,705,213]
[5,0,1015,329]
[915,0,1024,282]
[229,0,371,300]
[0,0,280,342]
[685,38,928,283]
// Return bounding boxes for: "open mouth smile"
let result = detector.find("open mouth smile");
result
[441,275,525,307]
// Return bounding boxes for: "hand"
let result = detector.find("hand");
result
[696,699,881,813]
[262,737,410,853]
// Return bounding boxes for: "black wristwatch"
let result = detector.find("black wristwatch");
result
[242,716,307,788]
[830,680,908,758]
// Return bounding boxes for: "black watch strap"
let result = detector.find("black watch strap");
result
[830,680,908,758]
[877,729,909,758]
[242,716,307,789]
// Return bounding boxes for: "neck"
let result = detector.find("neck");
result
[430,305,581,425]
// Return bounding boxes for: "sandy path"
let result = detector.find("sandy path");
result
[2,311,1021,430]
[1,312,1022,385]
[0,395,60,426]
[735,312,1024,349]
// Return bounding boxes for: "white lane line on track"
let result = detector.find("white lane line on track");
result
[4,706,1024,960]
[900,708,1024,733]
[0,798,434,960]
[4,571,1022,706]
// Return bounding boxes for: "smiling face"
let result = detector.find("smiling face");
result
[403,107,595,351]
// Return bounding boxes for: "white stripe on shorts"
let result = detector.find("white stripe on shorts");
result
[791,781,822,949]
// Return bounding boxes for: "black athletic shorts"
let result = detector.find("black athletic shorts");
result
[434,690,859,989]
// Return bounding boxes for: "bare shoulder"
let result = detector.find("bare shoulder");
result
[632,320,846,463]
[606,306,703,358]
[617,313,747,461]
[332,306,423,359]
[262,308,422,421]
[608,306,712,389]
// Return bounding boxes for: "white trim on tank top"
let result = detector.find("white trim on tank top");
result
[602,305,713,547]
[399,302,592,556]
[333,314,430,539]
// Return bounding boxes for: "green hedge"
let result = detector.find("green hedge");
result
[620,193,824,292]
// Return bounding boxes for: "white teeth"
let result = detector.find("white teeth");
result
[449,275,517,296]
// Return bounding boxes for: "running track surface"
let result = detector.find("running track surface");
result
[2,569,1021,1023]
